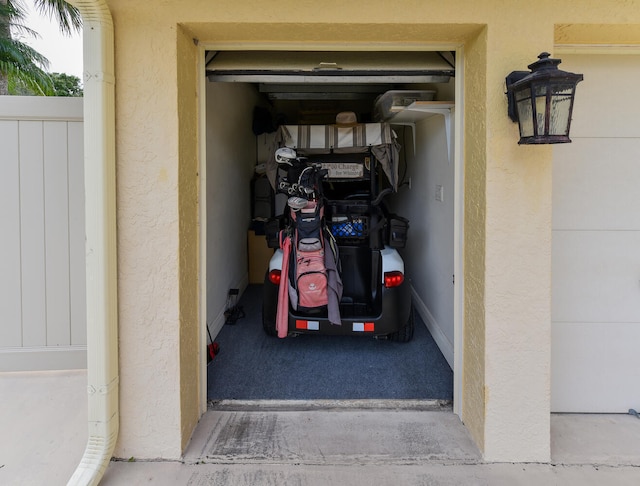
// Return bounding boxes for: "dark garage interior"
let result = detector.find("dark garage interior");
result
[204,50,457,402]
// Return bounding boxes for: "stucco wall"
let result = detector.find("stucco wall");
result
[104,0,640,462]
[462,27,488,456]
[111,10,183,459]
[482,21,556,461]
[177,25,201,452]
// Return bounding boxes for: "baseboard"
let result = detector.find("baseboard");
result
[411,287,454,370]
[0,346,87,372]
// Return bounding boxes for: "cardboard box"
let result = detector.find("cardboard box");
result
[247,230,274,284]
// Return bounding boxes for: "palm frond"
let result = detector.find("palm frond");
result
[3,63,54,95]
[0,0,79,95]
[7,68,54,95]
[33,0,82,36]
[0,36,53,95]
[0,37,50,70]
[0,1,27,20]
[7,23,42,39]
[1,2,42,39]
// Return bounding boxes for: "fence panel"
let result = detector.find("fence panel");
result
[0,121,22,348]
[0,97,85,371]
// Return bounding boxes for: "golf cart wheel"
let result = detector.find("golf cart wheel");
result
[388,305,415,343]
[262,304,277,337]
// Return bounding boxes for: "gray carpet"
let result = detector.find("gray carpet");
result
[207,285,453,400]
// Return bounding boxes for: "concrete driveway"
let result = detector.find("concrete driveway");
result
[2,370,640,485]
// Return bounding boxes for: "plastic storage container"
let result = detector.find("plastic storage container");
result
[373,90,436,121]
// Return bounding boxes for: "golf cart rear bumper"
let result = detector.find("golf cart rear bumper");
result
[263,279,412,337]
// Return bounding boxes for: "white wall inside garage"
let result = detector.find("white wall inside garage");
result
[205,83,261,337]
[551,53,640,412]
[393,115,455,368]
[0,97,86,371]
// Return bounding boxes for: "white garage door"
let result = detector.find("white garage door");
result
[552,54,640,412]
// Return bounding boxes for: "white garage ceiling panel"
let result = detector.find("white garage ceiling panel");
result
[551,54,640,413]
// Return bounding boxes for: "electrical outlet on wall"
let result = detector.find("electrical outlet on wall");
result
[436,184,444,202]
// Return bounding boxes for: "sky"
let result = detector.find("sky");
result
[21,0,84,79]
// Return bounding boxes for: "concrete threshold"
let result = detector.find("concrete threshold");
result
[207,398,453,412]
[185,404,479,467]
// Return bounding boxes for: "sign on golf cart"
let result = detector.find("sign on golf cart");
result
[321,162,365,179]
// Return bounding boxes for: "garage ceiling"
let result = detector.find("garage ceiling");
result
[205,50,454,123]
[206,50,455,85]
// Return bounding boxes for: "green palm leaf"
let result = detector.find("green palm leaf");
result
[0,36,53,94]
[0,0,80,95]
[33,0,81,36]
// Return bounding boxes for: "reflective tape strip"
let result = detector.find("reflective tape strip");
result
[295,320,320,330]
[353,322,364,332]
[353,322,375,332]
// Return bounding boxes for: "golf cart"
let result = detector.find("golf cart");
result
[262,118,413,342]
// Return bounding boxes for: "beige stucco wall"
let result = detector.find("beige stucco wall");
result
[110,8,182,459]
[177,25,201,452]
[104,0,640,461]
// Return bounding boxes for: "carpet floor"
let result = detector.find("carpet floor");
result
[207,285,453,401]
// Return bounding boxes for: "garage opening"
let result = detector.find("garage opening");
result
[204,50,458,403]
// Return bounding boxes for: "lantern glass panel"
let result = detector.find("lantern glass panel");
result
[549,85,574,136]
[534,85,548,135]
[515,88,534,137]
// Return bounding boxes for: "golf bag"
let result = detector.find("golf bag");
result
[289,200,328,311]
[274,149,341,316]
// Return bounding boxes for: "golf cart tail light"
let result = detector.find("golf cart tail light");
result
[268,269,281,285]
[384,271,404,288]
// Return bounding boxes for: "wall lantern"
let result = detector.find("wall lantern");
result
[506,52,583,144]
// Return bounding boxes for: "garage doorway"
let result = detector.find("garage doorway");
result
[202,49,463,408]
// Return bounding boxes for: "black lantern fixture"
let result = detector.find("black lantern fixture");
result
[506,52,583,144]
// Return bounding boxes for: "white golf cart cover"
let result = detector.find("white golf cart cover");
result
[267,123,401,191]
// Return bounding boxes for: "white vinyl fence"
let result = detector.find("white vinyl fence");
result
[0,96,86,371]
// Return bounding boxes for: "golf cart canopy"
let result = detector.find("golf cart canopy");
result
[267,123,401,190]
